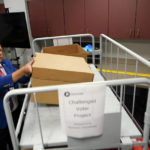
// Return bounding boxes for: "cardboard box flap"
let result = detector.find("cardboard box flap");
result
[43,44,88,55]
[32,53,94,82]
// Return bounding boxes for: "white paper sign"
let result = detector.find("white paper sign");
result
[58,84,106,138]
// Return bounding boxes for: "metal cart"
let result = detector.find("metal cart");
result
[32,33,98,64]
[4,34,150,150]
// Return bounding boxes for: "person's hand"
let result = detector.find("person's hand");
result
[12,58,34,83]
[23,58,34,76]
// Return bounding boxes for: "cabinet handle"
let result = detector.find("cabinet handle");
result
[86,28,89,33]
[48,28,50,34]
[136,28,140,37]
[129,29,133,37]
[82,28,85,33]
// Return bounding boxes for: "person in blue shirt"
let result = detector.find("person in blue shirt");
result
[0,44,34,150]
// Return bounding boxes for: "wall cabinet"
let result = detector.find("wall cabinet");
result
[45,0,65,36]
[85,0,108,38]
[64,0,85,35]
[28,0,47,37]
[64,0,108,37]
[28,0,150,39]
[109,0,136,39]
[28,0,65,37]
[109,0,150,39]
[28,0,108,38]
[135,0,150,39]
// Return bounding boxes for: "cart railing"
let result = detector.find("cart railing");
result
[100,34,150,131]
[32,34,98,64]
[100,34,150,80]
[4,78,150,150]
[15,79,32,137]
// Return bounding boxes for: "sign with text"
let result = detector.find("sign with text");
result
[58,84,106,138]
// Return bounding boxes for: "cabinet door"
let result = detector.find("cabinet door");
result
[0,4,5,13]
[109,0,136,38]
[45,0,65,36]
[28,0,47,37]
[135,0,150,39]
[64,0,85,35]
[85,0,108,38]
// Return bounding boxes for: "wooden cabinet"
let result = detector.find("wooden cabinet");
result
[109,0,136,39]
[45,0,65,36]
[64,0,108,37]
[28,0,47,37]
[28,0,65,37]
[85,0,108,38]
[64,0,85,35]
[28,0,150,39]
[109,0,150,39]
[28,0,108,38]
[135,0,150,39]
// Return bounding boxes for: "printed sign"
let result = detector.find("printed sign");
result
[58,84,106,138]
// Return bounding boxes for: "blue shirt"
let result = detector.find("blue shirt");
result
[0,59,29,129]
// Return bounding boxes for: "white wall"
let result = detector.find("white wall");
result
[101,38,150,61]
[116,39,150,61]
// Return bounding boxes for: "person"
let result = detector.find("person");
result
[0,44,34,150]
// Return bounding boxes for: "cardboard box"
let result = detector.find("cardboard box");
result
[43,44,88,61]
[31,53,94,104]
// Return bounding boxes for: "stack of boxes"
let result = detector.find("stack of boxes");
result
[31,44,94,104]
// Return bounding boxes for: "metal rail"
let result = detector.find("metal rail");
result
[100,34,150,68]
[100,34,150,133]
[32,34,96,64]
[4,78,150,150]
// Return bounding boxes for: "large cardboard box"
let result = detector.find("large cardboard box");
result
[43,44,88,61]
[31,53,94,104]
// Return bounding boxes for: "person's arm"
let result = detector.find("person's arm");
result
[12,59,34,83]
[0,59,34,90]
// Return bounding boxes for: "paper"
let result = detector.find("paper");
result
[53,38,73,46]
[58,84,106,138]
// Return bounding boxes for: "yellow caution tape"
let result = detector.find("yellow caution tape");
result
[97,68,150,78]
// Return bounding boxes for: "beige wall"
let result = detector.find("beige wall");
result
[116,39,150,61]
